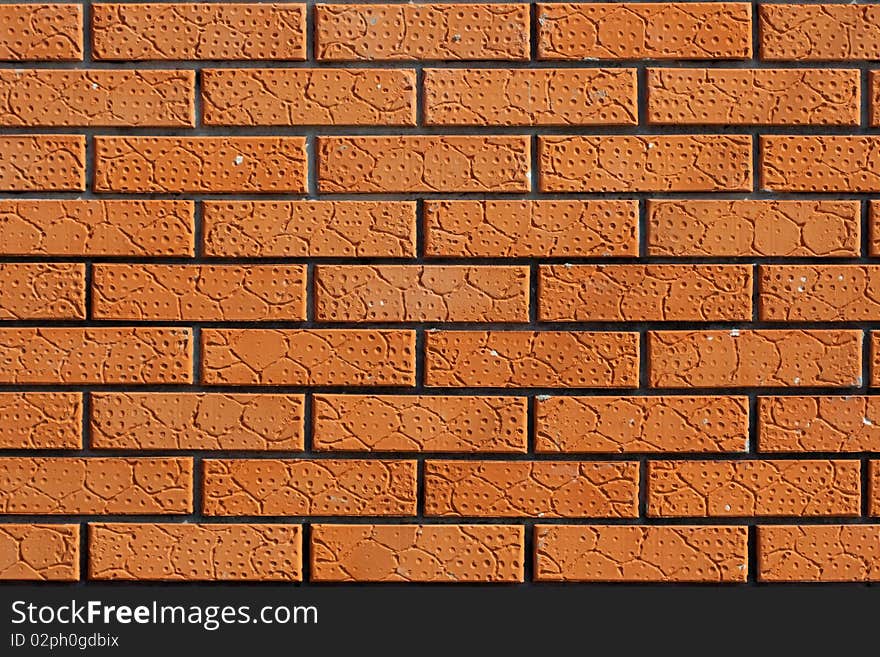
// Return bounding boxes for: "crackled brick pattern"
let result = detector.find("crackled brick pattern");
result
[2,1,878,586]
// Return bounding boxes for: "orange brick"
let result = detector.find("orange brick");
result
[535,526,748,582]
[424,200,638,257]
[201,329,415,386]
[316,4,529,61]
[425,331,639,388]
[202,69,415,126]
[646,460,861,518]
[89,524,302,581]
[319,136,530,193]
[92,265,306,321]
[759,526,880,582]
[648,330,862,388]
[0,136,84,191]
[539,136,752,192]
[535,396,748,453]
[315,265,529,322]
[872,71,880,126]
[311,524,524,582]
[760,265,880,321]
[0,328,192,384]
[873,462,880,515]
[537,3,752,60]
[759,396,880,453]
[0,525,78,581]
[91,393,303,451]
[648,460,860,517]
[539,264,752,321]
[647,200,860,257]
[873,202,880,256]
[873,333,880,387]
[0,393,81,449]
[0,200,194,256]
[203,201,415,257]
[0,457,192,514]
[93,3,306,61]
[425,461,639,518]
[0,263,84,319]
[0,5,82,61]
[202,459,417,516]
[0,70,194,126]
[760,4,880,61]
[647,68,860,125]
[762,136,880,192]
[313,395,527,453]
[94,137,307,193]
[424,69,637,126]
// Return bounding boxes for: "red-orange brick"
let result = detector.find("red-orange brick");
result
[425,331,639,388]
[0,328,192,384]
[203,201,416,257]
[540,136,752,192]
[873,462,880,515]
[424,200,638,257]
[759,396,880,452]
[91,393,304,451]
[202,459,417,516]
[760,265,880,321]
[424,69,637,126]
[315,4,529,61]
[649,330,862,388]
[94,137,307,193]
[0,263,84,319]
[0,458,192,514]
[535,526,748,582]
[311,524,524,582]
[759,526,880,582]
[202,69,416,126]
[89,524,302,581]
[0,5,82,61]
[92,3,306,61]
[535,396,749,453]
[539,264,752,321]
[647,200,860,257]
[647,68,860,125]
[0,70,194,126]
[0,525,79,581]
[319,136,530,193]
[872,71,880,126]
[92,265,306,321]
[0,393,81,449]
[201,329,415,386]
[0,136,84,191]
[425,460,639,518]
[537,3,752,60]
[0,200,194,256]
[312,395,527,453]
[762,136,880,192]
[872,333,880,387]
[648,460,860,517]
[315,265,529,322]
[872,201,880,256]
[760,4,880,61]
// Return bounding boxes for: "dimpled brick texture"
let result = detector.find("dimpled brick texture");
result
[89,524,302,581]
[2,1,880,587]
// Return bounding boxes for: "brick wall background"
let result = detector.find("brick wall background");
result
[0,1,879,584]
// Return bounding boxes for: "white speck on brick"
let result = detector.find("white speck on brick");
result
[490,350,499,357]
[234,155,244,165]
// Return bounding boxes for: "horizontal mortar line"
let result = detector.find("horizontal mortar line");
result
[1,192,878,200]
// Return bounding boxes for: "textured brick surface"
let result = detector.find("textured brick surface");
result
[89,524,302,581]
[540,136,752,192]
[536,396,748,453]
[313,395,527,453]
[535,526,748,582]
[202,459,417,516]
[647,200,860,257]
[311,525,524,582]
[316,4,529,61]
[537,3,752,60]
[0,525,79,581]
[1,0,877,586]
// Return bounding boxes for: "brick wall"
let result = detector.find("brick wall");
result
[0,1,877,584]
